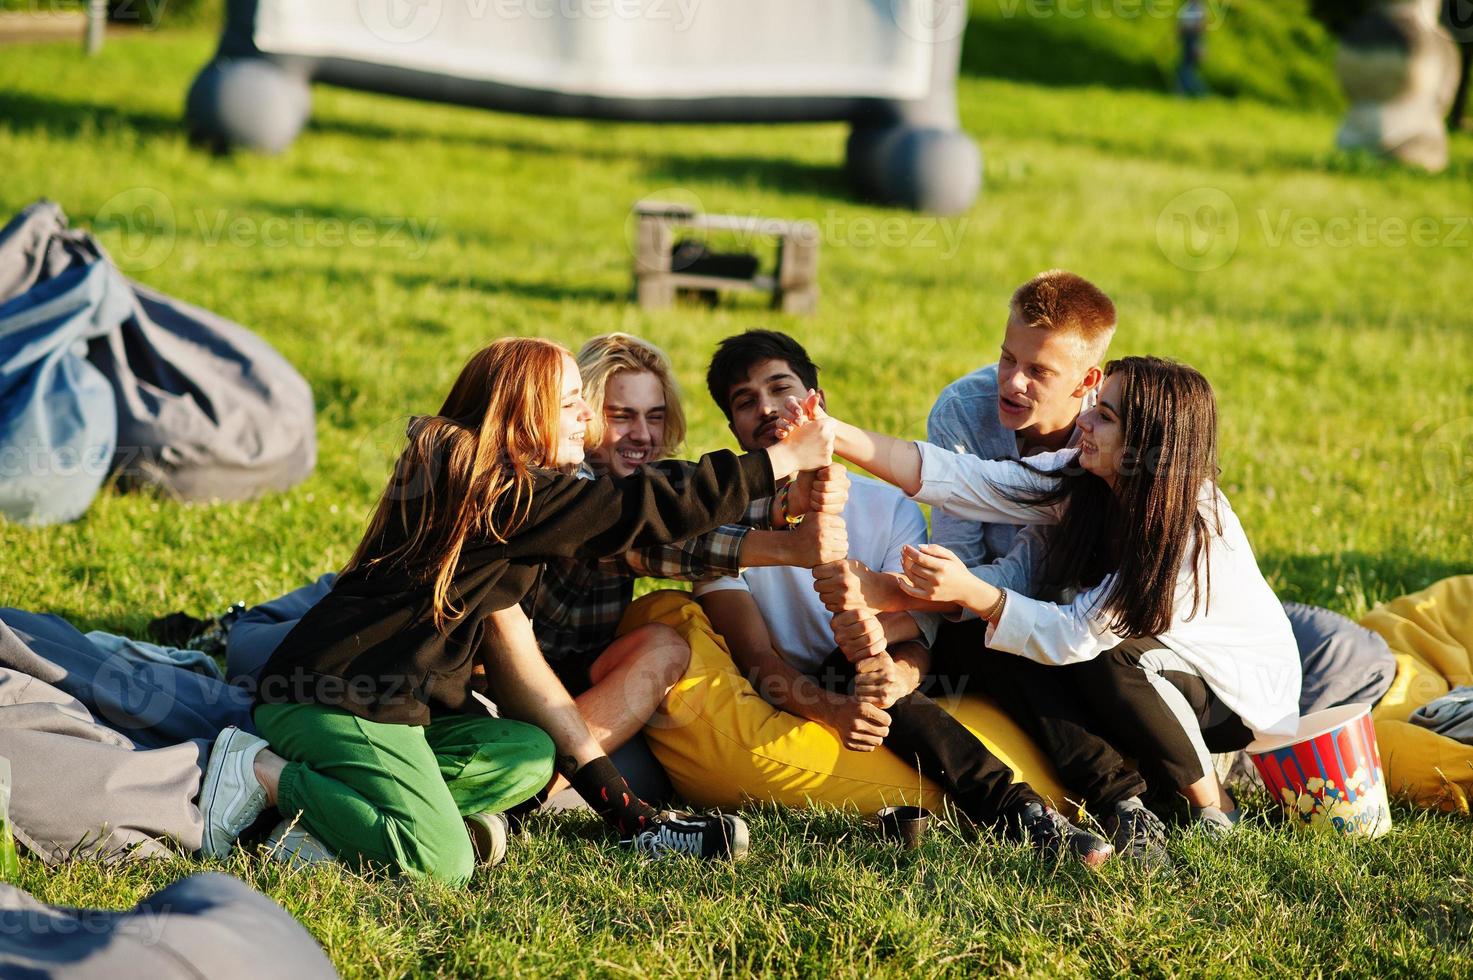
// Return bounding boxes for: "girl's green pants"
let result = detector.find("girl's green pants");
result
[254,702,554,886]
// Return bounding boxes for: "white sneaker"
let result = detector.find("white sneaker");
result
[263,818,337,869]
[199,726,270,859]
[464,812,509,867]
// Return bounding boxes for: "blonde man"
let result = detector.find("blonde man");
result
[531,332,847,796]
[575,332,686,477]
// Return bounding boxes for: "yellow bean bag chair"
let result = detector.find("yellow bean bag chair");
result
[1363,574,1473,813]
[623,590,1073,814]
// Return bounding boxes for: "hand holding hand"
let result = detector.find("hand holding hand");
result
[790,512,848,568]
[830,608,887,663]
[825,696,891,752]
[897,543,991,610]
[774,390,828,439]
[766,401,835,479]
[852,651,914,709]
[812,558,883,614]
[788,463,849,518]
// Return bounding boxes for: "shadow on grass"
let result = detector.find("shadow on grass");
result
[1264,551,1472,612]
[393,271,624,305]
[0,90,177,140]
[306,115,846,200]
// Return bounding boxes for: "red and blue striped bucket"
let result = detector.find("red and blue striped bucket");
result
[1248,704,1392,838]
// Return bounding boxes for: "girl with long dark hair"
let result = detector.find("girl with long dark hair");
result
[778,356,1300,829]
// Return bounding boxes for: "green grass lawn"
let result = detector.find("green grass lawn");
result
[2,8,1472,976]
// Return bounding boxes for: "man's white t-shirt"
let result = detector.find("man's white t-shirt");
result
[693,474,940,674]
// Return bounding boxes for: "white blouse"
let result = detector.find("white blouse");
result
[912,441,1301,737]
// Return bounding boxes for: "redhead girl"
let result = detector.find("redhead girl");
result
[199,338,833,885]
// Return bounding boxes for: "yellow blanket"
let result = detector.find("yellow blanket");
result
[1364,574,1473,813]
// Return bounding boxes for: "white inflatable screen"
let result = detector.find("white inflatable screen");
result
[252,0,941,100]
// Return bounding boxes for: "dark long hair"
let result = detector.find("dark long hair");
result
[1022,356,1222,639]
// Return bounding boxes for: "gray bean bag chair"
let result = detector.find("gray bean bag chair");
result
[0,200,315,519]
[0,874,338,979]
[185,0,981,214]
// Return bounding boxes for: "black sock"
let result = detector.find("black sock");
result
[569,756,659,837]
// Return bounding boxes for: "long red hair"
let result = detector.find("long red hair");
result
[346,338,570,632]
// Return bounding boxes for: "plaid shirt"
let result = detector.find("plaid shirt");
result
[528,469,771,671]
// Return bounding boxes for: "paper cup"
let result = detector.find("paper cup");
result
[876,805,931,850]
[1248,704,1392,838]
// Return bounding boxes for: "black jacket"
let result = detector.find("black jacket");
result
[256,449,773,726]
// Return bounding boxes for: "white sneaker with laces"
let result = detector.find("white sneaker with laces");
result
[199,726,271,859]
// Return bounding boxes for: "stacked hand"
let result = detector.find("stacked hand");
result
[827,698,891,751]
[790,513,848,567]
[766,395,835,479]
[852,652,910,710]
[784,463,849,567]
[789,462,848,516]
[830,608,886,662]
[812,558,888,614]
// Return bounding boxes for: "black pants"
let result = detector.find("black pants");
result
[812,650,1041,826]
[932,620,1255,804]
[1078,638,1255,792]
[930,619,1148,810]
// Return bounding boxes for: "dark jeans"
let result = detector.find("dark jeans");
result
[930,619,1150,810]
[812,649,1041,826]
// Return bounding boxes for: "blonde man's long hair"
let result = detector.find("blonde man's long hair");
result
[574,333,686,459]
[346,337,568,633]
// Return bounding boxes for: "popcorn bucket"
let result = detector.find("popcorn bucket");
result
[1247,704,1392,838]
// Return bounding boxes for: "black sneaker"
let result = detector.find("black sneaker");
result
[623,811,749,861]
[1011,802,1113,868]
[1103,797,1170,869]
